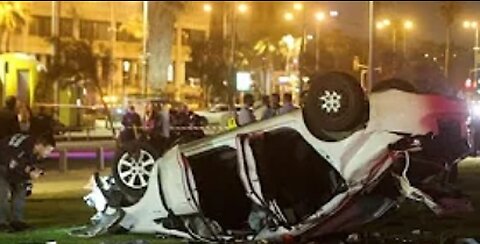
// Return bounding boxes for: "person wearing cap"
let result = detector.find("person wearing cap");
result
[0,133,55,232]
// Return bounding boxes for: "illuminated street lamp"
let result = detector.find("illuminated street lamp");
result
[203,3,212,13]
[293,2,303,11]
[376,18,397,53]
[284,3,339,95]
[315,11,326,22]
[284,12,294,21]
[382,19,391,26]
[329,10,339,17]
[404,20,413,30]
[238,3,248,13]
[376,18,413,56]
[376,22,385,30]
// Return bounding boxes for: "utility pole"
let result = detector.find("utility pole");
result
[109,1,117,98]
[227,2,237,111]
[51,1,61,105]
[367,1,376,93]
[142,1,149,96]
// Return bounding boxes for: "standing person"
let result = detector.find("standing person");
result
[143,102,161,140]
[143,102,168,152]
[260,95,275,120]
[120,104,142,143]
[237,93,256,126]
[271,93,281,115]
[0,133,55,232]
[0,96,20,140]
[278,93,298,115]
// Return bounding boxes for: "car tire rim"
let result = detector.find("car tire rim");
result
[117,150,155,189]
[319,90,342,114]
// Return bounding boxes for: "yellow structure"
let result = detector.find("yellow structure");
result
[0,53,41,107]
[8,1,209,104]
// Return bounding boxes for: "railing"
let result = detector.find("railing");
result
[50,125,232,172]
[54,125,231,141]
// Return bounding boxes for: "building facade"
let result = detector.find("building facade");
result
[8,1,210,105]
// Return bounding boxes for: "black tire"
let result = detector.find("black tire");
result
[303,72,368,140]
[372,78,417,93]
[112,141,160,202]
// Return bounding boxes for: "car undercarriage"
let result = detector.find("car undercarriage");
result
[71,72,473,243]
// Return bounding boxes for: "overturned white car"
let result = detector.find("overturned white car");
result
[74,72,472,243]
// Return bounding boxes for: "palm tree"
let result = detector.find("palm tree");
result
[254,38,278,94]
[147,1,185,92]
[440,1,462,79]
[0,2,28,53]
[278,34,302,74]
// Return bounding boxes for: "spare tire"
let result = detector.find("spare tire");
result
[112,141,160,204]
[303,72,368,139]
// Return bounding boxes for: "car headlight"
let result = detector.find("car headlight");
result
[472,103,480,118]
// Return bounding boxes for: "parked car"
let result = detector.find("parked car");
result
[75,72,471,243]
[196,104,241,126]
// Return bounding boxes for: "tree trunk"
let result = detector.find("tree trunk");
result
[444,26,451,79]
[0,29,6,53]
[5,32,10,53]
[147,2,176,92]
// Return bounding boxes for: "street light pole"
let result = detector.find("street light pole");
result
[109,1,116,98]
[51,1,60,105]
[392,28,397,54]
[403,28,407,59]
[367,1,375,93]
[142,1,149,96]
[315,22,320,72]
[227,2,237,111]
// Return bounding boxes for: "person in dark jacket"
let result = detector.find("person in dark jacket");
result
[0,96,20,140]
[120,105,142,143]
[0,133,55,232]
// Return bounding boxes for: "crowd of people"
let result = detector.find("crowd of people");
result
[237,93,299,127]
[120,101,206,154]
[0,96,56,232]
[120,101,170,152]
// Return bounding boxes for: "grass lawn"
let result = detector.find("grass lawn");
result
[0,169,180,244]
[2,159,480,243]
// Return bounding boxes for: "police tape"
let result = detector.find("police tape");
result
[170,126,230,131]
[119,125,233,132]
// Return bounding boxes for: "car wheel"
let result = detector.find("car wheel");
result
[303,72,368,140]
[112,142,159,202]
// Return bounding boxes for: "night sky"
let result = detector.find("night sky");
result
[322,1,480,48]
